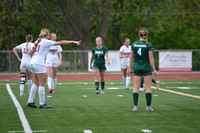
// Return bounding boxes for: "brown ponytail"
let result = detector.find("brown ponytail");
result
[139,28,149,47]
[25,35,33,52]
[29,28,49,57]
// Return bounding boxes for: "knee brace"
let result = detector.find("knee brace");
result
[20,72,26,85]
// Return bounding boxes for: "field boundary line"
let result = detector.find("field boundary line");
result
[151,86,200,99]
[6,84,32,133]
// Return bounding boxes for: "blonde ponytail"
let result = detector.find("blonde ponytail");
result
[25,35,33,52]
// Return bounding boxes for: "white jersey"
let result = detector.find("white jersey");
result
[119,45,131,65]
[16,42,33,62]
[30,38,55,66]
[46,45,62,63]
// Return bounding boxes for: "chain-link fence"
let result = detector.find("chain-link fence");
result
[0,50,200,73]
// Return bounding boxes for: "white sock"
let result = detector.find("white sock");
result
[20,84,25,92]
[39,86,45,105]
[126,77,130,88]
[53,78,57,90]
[123,76,126,87]
[47,77,52,89]
[28,80,32,94]
[28,84,37,103]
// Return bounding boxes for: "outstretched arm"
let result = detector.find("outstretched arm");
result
[54,40,81,46]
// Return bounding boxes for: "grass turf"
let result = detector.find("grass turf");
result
[0,79,200,133]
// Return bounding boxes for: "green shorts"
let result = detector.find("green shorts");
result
[133,63,152,76]
[93,64,106,71]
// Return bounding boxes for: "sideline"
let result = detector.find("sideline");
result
[151,86,200,99]
[6,84,32,133]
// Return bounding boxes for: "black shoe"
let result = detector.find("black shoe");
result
[27,102,38,108]
[39,104,52,108]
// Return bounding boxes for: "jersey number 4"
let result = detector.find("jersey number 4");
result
[137,48,142,56]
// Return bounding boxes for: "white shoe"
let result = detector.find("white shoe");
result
[96,90,99,94]
[156,81,160,89]
[101,89,105,94]
[139,88,144,91]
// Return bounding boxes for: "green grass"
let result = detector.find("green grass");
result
[0,79,200,133]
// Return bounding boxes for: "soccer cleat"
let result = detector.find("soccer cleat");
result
[96,90,99,94]
[52,89,55,93]
[49,88,53,93]
[131,106,138,112]
[101,89,105,94]
[139,88,144,91]
[27,102,38,108]
[39,104,52,108]
[125,87,129,90]
[145,106,154,112]
[156,81,160,90]
[20,92,25,97]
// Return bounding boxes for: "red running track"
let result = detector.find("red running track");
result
[0,72,200,81]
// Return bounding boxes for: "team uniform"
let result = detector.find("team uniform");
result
[46,45,62,67]
[119,45,131,69]
[16,42,34,96]
[131,40,154,112]
[30,38,55,73]
[16,42,33,71]
[92,46,108,71]
[131,40,154,76]
[28,38,55,107]
[119,45,131,89]
[46,45,62,93]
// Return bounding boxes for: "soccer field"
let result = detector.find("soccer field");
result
[0,79,200,133]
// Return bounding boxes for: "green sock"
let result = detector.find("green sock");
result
[145,93,152,106]
[95,82,99,91]
[101,82,105,90]
[152,79,156,84]
[140,77,144,88]
[133,93,139,106]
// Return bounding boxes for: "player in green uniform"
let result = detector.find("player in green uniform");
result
[139,77,160,91]
[128,28,158,112]
[90,37,110,94]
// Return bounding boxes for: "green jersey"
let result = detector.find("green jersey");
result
[131,40,154,76]
[92,46,108,71]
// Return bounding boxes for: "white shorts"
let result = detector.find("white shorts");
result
[46,60,59,67]
[121,63,129,69]
[20,61,31,71]
[30,64,46,73]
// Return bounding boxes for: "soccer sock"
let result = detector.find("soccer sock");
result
[145,93,152,106]
[95,82,99,91]
[20,75,26,92]
[53,78,57,90]
[140,77,144,88]
[47,76,52,89]
[20,84,25,93]
[123,77,126,87]
[101,82,105,90]
[152,79,156,84]
[126,77,130,88]
[28,80,32,94]
[28,84,37,103]
[39,86,45,105]
[133,93,139,106]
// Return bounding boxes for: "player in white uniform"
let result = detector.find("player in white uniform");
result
[27,28,81,108]
[119,38,131,89]
[13,35,34,97]
[46,33,62,93]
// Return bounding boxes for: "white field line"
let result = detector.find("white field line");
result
[141,129,152,133]
[6,84,32,133]
[83,130,92,133]
[151,86,200,99]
